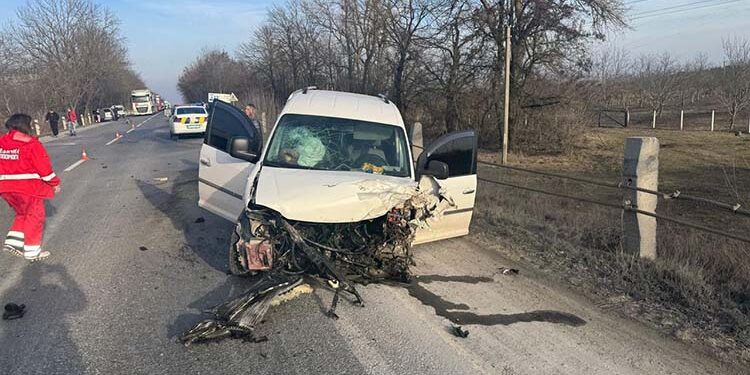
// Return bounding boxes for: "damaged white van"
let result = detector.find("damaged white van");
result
[198,88,477,277]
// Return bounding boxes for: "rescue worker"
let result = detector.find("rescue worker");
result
[66,107,77,136]
[0,114,60,261]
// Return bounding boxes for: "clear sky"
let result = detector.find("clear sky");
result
[1,0,749,104]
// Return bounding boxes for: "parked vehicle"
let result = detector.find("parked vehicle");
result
[111,105,125,118]
[170,105,208,139]
[197,88,477,275]
[100,108,114,121]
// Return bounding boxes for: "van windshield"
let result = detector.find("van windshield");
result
[264,114,411,178]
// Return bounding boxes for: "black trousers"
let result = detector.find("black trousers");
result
[50,121,59,136]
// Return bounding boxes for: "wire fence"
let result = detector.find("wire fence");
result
[476,160,750,245]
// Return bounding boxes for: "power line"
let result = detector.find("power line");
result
[631,0,730,17]
[630,0,741,20]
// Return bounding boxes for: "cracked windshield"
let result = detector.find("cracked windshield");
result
[265,114,410,177]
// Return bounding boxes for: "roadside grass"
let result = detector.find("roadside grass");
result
[473,127,750,364]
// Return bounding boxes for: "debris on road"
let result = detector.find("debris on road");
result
[450,325,469,338]
[3,303,26,320]
[153,177,169,183]
[139,246,148,251]
[180,177,455,345]
[498,267,519,276]
[194,217,205,224]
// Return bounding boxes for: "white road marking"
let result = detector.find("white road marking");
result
[63,159,87,172]
[126,128,135,134]
[135,113,159,128]
[105,136,122,146]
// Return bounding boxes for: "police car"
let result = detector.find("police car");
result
[170,105,208,139]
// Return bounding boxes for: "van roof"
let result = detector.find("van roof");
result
[281,90,404,128]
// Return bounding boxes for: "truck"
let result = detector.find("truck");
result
[130,89,154,115]
[197,88,478,276]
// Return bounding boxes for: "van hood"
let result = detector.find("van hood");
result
[254,167,418,223]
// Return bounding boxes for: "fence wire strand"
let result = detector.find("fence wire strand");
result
[477,176,750,245]
[477,160,750,218]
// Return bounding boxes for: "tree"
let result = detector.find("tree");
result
[476,0,626,144]
[634,52,683,117]
[178,50,247,103]
[715,37,750,129]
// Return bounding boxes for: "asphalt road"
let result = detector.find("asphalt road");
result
[0,115,743,374]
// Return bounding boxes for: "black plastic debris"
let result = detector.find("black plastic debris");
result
[3,303,26,320]
[139,246,148,251]
[180,273,302,346]
[194,217,205,224]
[450,325,469,338]
[498,267,519,276]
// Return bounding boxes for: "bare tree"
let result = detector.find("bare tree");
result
[634,52,684,117]
[715,37,750,129]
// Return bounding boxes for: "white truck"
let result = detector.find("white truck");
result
[130,89,154,115]
[198,88,477,275]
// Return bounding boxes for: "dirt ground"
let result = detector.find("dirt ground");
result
[474,126,750,365]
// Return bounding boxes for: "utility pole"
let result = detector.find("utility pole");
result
[502,24,511,165]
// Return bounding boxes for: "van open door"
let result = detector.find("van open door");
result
[412,130,477,245]
[198,100,262,221]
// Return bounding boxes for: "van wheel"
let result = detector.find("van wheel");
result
[228,229,250,276]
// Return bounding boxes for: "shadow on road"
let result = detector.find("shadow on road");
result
[135,166,231,273]
[0,263,87,374]
[406,274,587,327]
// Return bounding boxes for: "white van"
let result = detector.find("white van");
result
[198,89,477,274]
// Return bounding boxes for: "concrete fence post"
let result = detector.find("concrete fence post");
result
[33,120,40,136]
[711,110,715,131]
[652,110,656,129]
[87,113,92,126]
[622,137,659,260]
[410,121,424,161]
[680,110,684,131]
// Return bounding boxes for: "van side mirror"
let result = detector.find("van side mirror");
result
[229,137,259,163]
[417,160,449,180]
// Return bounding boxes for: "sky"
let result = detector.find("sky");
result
[1,0,749,104]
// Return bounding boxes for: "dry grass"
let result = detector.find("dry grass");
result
[474,126,750,364]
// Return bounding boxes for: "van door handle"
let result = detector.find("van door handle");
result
[463,188,475,194]
[200,158,211,167]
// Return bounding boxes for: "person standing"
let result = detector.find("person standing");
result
[0,114,60,261]
[44,110,60,137]
[66,107,77,136]
[244,103,262,141]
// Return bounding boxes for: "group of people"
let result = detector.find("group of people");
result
[43,107,79,137]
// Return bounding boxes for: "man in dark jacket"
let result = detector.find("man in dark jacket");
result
[44,110,60,137]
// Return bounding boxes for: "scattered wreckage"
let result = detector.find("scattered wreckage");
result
[180,177,456,345]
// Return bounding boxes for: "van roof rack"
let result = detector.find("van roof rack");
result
[302,86,317,94]
[377,94,390,104]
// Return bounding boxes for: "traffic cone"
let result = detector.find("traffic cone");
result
[115,131,121,138]
[81,149,89,161]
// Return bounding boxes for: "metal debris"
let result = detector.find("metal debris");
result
[180,177,454,345]
[450,325,469,338]
[3,303,26,320]
[498,267,519,276]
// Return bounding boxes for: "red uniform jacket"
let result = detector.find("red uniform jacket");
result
[66,110,77,122]
[0,130,60,198]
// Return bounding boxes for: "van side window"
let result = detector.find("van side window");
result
[424,136,476,177]
[206,105,249,152]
